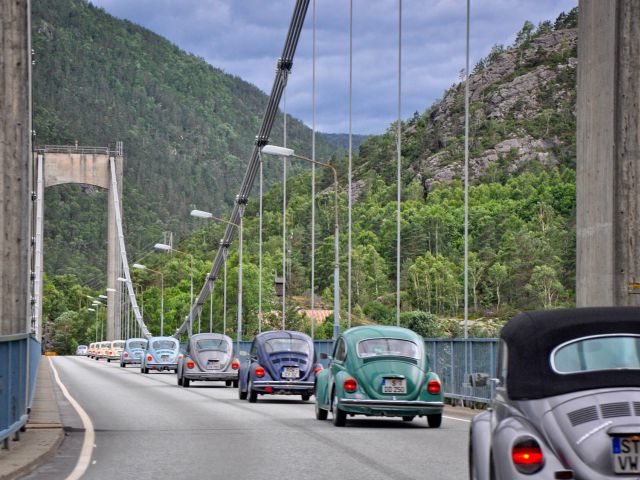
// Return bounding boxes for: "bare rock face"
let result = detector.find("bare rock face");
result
[414,28,576,186]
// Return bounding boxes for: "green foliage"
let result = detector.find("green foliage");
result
[400,311,446,338]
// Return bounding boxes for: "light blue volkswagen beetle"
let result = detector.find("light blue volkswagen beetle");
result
[120,338,147,368]
[140,336,179,374]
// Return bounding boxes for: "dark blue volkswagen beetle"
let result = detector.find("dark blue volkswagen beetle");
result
[238,330,321,403]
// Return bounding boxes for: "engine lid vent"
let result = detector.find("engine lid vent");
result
[568,405,599,426]
[601,402,631,418]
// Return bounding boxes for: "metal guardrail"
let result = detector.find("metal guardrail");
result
[234,338,497,404]
[0,334,40,449]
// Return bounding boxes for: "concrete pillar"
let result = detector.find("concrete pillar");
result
[577,0,640,306]
[107,153,123,340]
[0,0,32,335]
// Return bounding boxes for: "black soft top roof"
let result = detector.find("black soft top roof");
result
[502,307,640,400]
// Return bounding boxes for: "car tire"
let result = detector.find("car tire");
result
[332,394,347,427]
[248,380,257,403]
[225,380,231,387]
[232,379,239,388]
[141,366,148,374]
[301,394,310,402]
[120,362,125,368]
[177,373,183,386]
[402,416,415,422]
[238,384,248,400]
[315,400,328,420]
[107,358,111,363]
[183,378,190,388]
[427,413,442,428]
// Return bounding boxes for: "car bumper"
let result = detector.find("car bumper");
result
[184,371,238,381]
[108,355,122,361]
[121,357,142,364]
[338,398,444,416]
[147,363,177,371]
[252,380,314,395]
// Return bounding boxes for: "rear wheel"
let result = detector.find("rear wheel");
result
[402,416,415,422]
[301,394,310,402]
[232,379,239,388]
[248,380,257,403]
[332,394,347,427]
[238,383,247,400]
[427,413,442,428]
[225,380,231,387]
[120,362,125,368]
[183,378,190,388]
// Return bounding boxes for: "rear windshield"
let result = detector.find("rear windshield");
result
[553,335,640,373]
[152,340,178,350]
[196,339,229,352]
[113,341,125,349]
[265,338,310,355]
[102,343,112,348]
[357,338,420,359]
[128,341,146,349]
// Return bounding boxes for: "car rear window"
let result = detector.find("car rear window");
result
[553,335,640,373]
[113,341,125,349]
[196,339,229,352]
[357,338,420,359]
[265,338,310,355]
[153,340,178,350]
[128,341,146,349]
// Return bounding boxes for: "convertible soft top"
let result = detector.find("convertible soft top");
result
[502,307,640,400]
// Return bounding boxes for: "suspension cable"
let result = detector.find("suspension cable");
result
[282,89,288,330]
[395,0,402,327]
[347,0,353,329]
[310,0,316,338]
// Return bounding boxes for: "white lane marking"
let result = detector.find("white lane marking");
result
[49,357,96,480]
[444,415,471,423]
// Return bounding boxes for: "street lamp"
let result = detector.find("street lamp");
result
[131,264,164,336]
[92,301,105,341]
[261,144,341,339]
[190,210,241,337]
[154,243,193,337]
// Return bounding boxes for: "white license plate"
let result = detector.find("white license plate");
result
[134,352,141,357]
[282,367,300,379]
[382,378,407,394]
[613,437,640,473]
[161,355,170,362]
[207,360,220,370]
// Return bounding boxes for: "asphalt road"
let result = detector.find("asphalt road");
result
[26,356,470,480]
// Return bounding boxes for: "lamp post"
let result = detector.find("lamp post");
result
[93,301,105,340]
[131,264,164,336]
[190,210,241,336]
[155,243,193,337]
[261,145,341,339]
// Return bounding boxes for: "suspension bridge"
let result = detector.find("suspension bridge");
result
[1,0,639,478]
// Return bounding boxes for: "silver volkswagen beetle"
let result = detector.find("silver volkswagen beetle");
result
[177,333,239,387]
[469,307,640,479]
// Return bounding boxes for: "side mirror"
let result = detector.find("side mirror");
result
[469,372,490,388]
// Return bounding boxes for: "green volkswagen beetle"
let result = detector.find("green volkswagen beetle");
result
[314,325,444,427]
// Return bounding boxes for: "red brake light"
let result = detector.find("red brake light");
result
[427,379,441,394]
[187,360,195,369]
[255,367,265,378]
[109,351,112,355]
[512,438,544,474]
[232,360,239,370]
[265,387,273,393]
[147,355,152,361]
[344,378,357,393]
[124,353,129,358]
[314,366,322,375]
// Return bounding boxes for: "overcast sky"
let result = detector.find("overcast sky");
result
[89,0,577,135]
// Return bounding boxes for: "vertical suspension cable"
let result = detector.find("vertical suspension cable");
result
[282,89,287,330]
[395,0,402,327]
[310,0,316,339]
[223,248,228,335]
[463,0,471,390]
[258,155,263,334]
[209,282,213,333]
[347,0,353,329]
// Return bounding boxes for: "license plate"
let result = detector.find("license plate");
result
[161,355,169,362]
[613,436,640,473]
[382,378,406,394]
[282,366,300,379]
[134,352,141,357]
[207,360,220,370]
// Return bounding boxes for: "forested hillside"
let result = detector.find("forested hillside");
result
[32,0,339,286]
[43,8,580,352]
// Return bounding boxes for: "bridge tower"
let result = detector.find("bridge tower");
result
[34,145,124,340]
[576,0,640,306]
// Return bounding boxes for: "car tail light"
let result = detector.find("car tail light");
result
[124,353,129,358]
[109,351,112,355]
[265,387,273,393]
[147,355,152,361]
[314,366,323,375]
[427,379,441,394]
[344,378,357,393]
[512,437,544,474]
[232,360,239,370]
[187,360,195,369]
[255,366,265,378]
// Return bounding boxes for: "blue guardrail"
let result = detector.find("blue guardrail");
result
[0,333,40,449]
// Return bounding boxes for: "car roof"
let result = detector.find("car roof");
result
[254,330,312,342]
[502,307,640,400]
[341,325,422,343]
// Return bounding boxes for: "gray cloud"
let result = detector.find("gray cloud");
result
[90,0,577,134]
